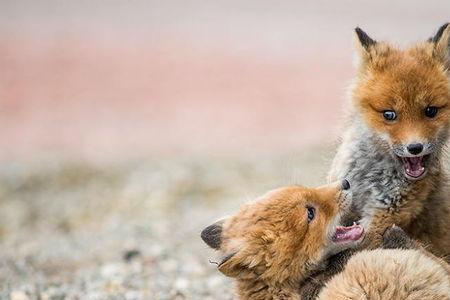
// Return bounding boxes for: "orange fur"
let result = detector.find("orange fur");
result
[331,24,450,258]
[201,182,358,300]
[354,41,450,146]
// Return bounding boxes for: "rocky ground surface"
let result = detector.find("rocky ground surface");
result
[0,149,330,300]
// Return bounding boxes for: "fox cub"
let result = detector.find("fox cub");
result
[201,180,364,300]
[329,23,450,257]
[201,182,450,300]
[317,226,450,300]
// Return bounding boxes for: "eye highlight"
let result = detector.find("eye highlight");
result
[382,110,397,121]
[425,106,438,118]
[306,206,315,223]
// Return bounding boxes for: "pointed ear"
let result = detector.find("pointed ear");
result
[355,27,377,51]
[201,220,224,249]
[354,27,377,68]
[430,23,450,67]
[217,252,242,277]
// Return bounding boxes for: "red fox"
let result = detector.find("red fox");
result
[317,226,450,300]
[201,182,450,299]
[201,180,364,299]
[329,23,450,257]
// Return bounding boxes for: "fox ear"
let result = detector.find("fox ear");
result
[201,219,244,277]
[355,27,377,51]
[354,27,377,68]
[218,252,242,277]
[201,220,224,249]
[430,23,450,67]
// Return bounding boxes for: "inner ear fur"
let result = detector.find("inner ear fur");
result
[430,23,450,67]
[353,27,391,70]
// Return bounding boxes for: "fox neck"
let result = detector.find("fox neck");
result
[235,278,300,300]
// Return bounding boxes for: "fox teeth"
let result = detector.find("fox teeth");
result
[406,167,425,172]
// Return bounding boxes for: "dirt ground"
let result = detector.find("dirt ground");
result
[0,148,332,299]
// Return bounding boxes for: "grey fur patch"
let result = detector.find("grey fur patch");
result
[329,118,447,225]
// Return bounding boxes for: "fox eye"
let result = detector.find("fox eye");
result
[425,106,438,118]
[306,206,315,223]
[383,110,397,121]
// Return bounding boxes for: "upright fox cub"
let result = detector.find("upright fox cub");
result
[201,181,364,300]
[201,183,450,299]
[329,23,450,256]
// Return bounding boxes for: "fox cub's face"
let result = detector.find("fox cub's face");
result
[201,180,363,284]
[353,24,450,180]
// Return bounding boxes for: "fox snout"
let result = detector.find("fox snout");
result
[406,143,423,155]
[341,179,350,190]
[393,142,434,157]
[392,142,435,180]
[338,185,352,212]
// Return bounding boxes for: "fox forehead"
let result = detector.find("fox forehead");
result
[237,187,339,223]
[220,187,332,246]
[358,53,450,112]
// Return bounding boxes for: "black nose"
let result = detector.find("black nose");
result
[341,179,350,190]
[407,143,423,155]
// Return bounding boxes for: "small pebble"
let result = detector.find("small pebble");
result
[10,291,29,300]
[123,249,141,262]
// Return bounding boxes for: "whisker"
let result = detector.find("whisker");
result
[209,259,219,265]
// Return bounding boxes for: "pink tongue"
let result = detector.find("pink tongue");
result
[404,157,425,178]
[408,157,422,170]
[332,224,364,243]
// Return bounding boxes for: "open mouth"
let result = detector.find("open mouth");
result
[332,223,364,243]
[399,155,429,180]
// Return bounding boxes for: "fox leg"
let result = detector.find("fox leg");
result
[298,249,355,300]
[358,208,412,250]
[382,225,419,250]
[366,215,450,275]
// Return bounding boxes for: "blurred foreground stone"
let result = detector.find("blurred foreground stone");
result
[0,150,330,299]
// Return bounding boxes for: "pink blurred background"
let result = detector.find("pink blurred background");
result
[1,0,449,162]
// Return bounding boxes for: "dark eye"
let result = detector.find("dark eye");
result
[425,106,438,118]
[383,110,397,121]
[306,206,315,223]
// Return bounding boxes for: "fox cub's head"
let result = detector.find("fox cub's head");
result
[353,23,450,180]
[201,180,363,285]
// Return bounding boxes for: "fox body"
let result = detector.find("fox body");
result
[318,249,450,300]
[318,226,450,300]
[201,184,450,299]
[201,181,364,300]
[329,24,450,257]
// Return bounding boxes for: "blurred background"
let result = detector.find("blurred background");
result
[0,1,449,299]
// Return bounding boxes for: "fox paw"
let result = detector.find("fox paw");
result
[382,225,416,250]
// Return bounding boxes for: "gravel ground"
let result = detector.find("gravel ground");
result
[0,148,331,300]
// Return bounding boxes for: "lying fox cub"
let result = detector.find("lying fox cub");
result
[318,226,450,300]
[201,181,450,300]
